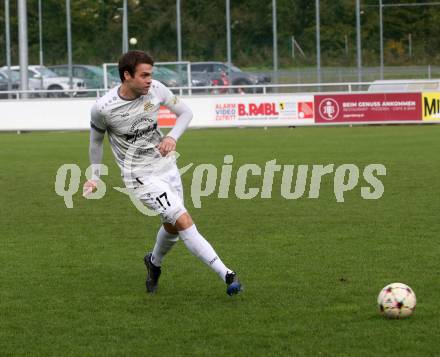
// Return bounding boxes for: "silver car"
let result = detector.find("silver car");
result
[7,65,86,97]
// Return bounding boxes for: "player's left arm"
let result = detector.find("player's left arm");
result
[157,86,193,156]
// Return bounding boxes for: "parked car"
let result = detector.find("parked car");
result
[156,66,212,92]
[190,61,271,92]
[153,66,183,88]
[0,67,43,94]
[49,64,119,92]
[107,65,210,93]
[108,65,184,88]
[0,69,20,98]
[8,65,86,97]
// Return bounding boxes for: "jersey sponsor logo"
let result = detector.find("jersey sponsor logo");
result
[125,124,157,144]
[129,116,154,132]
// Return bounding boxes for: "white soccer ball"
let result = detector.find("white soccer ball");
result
[129,37,138,45]
[377,283,416,319]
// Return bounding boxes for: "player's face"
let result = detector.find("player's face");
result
[125,63,153,96]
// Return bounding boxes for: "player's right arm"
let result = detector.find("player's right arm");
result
[83,105,107,197]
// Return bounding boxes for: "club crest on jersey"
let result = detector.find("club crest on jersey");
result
[144,102,154,112]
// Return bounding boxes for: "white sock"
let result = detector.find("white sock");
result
[151,226,179,267]
[179,224,231,281]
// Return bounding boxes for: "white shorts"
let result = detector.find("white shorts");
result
[130,163,187,225]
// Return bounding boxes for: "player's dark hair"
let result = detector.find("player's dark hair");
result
[118,50,154,82]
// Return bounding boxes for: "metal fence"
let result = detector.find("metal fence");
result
[1,80,437,100]
[2,65,440,99]
[255,65,440,85]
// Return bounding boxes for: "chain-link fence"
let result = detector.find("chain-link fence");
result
[2,64,440,98]
[269,65,440,84]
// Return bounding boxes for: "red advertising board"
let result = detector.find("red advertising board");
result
[158,106,176,127]
[314,93,422,123]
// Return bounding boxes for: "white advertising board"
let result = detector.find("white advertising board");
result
[0,94,315,131]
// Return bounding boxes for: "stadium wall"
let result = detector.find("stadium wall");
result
[0,92,438,131]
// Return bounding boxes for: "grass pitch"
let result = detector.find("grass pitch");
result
[1,125,439,356]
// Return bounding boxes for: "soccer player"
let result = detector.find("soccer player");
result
[83,51,241,296]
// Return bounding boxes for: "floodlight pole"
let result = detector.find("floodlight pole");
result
[379,0,383,79]
[66,0,73,90]
[176,0,182,61]
[4,0,12,92]
[18,0,29,95]
[272,0,278,83]
[226,0,232,78]
[315,0,321,84]
[356,0,362,82]
[38,0,43,66]
[122,0,128,53]
[176,0,184,92]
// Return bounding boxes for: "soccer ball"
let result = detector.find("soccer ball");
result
[377,283,416,319]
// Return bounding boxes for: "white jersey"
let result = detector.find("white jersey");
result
[90,80,180,180]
